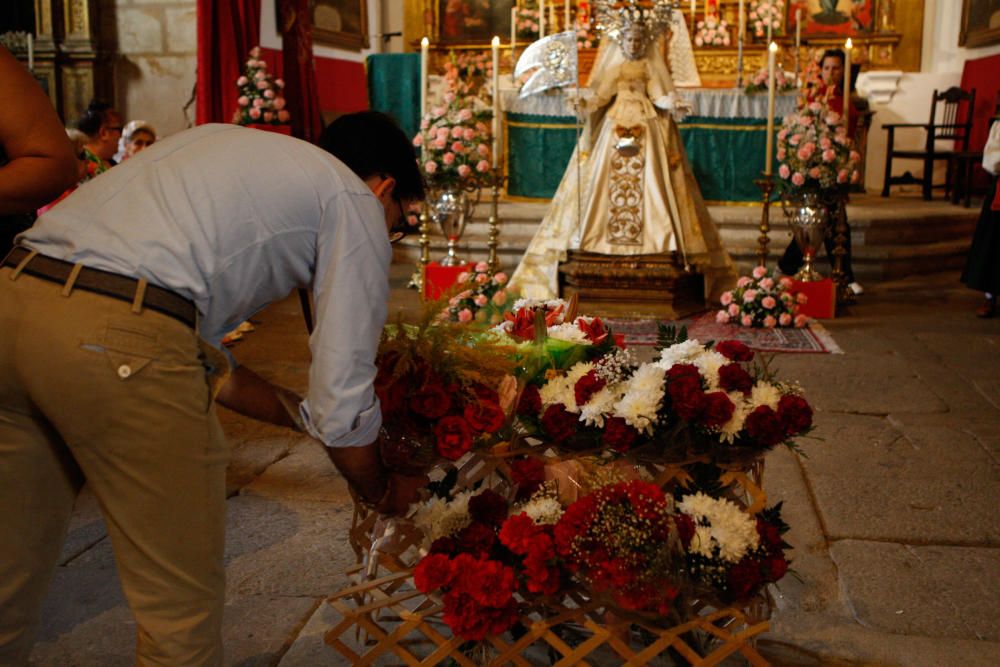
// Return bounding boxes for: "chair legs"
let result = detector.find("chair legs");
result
[922,156,933,200]
[882,151,893,197]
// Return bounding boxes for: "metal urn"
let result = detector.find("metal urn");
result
[428,187,475,266]
[784,191,829,282]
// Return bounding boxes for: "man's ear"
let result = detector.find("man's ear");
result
[372,175,397,202]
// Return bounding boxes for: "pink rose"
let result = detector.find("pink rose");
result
[449,297,460,307]
[463,128,476,141]
[264,89,275,99]
[274,78,284,88]
[457,272,470,283]
[432,107,445,117]
[720,291,733,306]
[256,80,269,90]
[809,167,822,179]
[458,108,473,121]
[809,102,823,113]
[458,309,473,323]
[778,129,788,141]
[254,71,266,80]
[752,266,768,279]
[436,127,450,139]
[475,261,489,272]
[277,110,290,122]
[760,278,774,290]
[777,148,786,160]
[238,96,249,107]
[237,76,249,86]
[493,272,508,284]
[451,126,464,139]
[457,164,471,177]
[451,141,465,153]
[252,97,264,108]
[475,294,489,306]
[492,290,508,306]
[789,134,801,146]
[433,138,448,150]
[779,313,792,326]
[262,111,273,122]
[442,152,456,165]
[797,146,812,161]
[425,160,438,174]
[779,164,791,179]
[737,276,752,288]
[825,112,840,126]
[761,296,777,309]
[796,292,808,304]
[741,315,753,327]
[250,46,261,58]
[728,303,740,317]
[851,170,861,184]
[763,315,777,328]
[716,310,731,324]
[822,149,836,163]
[792,172,806,186]
[477,143,490,156]
[273,97,286,110]
[820,137,832,150]
[743,289,758,303]
[794,314,809,328]
[249,107,261,120]
[837,169,848,183]
[779,276,793,288]
[850,151,861,163]
[412,134,424,147]
[476,160,490,172]
[420,118,430,130]
[475,273,490,284]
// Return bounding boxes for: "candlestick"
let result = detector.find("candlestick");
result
[843,38,852,131]
[565,0,571,31]
[492,36,500,169]
[420,37,429,163]
[794,9,801,84]
[736,1,745,87]
[690,0,696,34]
[765,42,777,176]
[540,0,546,38]
[27,33,33,72]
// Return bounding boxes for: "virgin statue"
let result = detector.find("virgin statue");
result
[510,3,734,301]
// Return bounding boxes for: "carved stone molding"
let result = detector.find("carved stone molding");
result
[856,70,903,105]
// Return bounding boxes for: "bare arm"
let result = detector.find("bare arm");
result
[215,364,303,430]
[0,46,78,215]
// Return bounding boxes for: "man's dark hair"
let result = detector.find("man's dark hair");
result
[76,99,115,137]
[821,49,845,66]
[319,111,425,203]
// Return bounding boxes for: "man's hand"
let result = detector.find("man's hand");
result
[371,472,429,516]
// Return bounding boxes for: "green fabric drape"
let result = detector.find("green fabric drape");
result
[677,115,778,202]
[506,112,580,199]
[366,53,421,142]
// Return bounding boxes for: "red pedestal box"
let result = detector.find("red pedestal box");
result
[789,278,836,319]
[423,262,474,301]
[244,123,292,135]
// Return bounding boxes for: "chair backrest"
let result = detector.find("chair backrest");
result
[929,86,976,149]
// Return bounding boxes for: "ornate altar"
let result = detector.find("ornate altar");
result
[0,0,114,122]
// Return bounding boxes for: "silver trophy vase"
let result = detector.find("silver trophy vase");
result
[787,192,829,282]
[428,187,474,266]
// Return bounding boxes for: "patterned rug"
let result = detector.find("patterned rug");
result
[605,312,843,354]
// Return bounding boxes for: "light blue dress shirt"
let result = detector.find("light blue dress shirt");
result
[20,123,390,449]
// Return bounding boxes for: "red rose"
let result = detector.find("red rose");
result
[463,399,506,433]
[435,415,474,459]
[457,559,517,607]
[716,340,754,362]
[757,517,784,550]
[666,363,702,383]
[577,317,609,345]
[718,363,754,394]
[675,513,696,548]
[602,416,639,453]
[516,384,542,416]
[411,382,452,419]
[540,403,578,442]
[763,554,789,582]
[456,521,497,556]
[727,557,763,601]
[667,376,706,421]
[745,405,786,447]
[499,512,541,555]
[625,481,667,521]
[468,489,508,527]
[442,590,519,640]
[701,391,736,428]
[413,553,455,593]
[574,370,607,407]
[777,394,813,436]
[523,532,561,594]
[554,495,597,557]
[429,536,459,555]
[509,457,546,498]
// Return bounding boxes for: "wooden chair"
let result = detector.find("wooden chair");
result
[949,92,1000,207]
[881,86,977,200]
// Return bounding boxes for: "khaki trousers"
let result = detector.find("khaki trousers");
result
[0,267,228,666]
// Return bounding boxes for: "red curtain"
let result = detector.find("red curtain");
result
[279,0,323,143]
[196,0,261,125]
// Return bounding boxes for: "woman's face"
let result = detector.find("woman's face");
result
[126,130,155,158]
[820,56,844,89]
[621,27,646,61]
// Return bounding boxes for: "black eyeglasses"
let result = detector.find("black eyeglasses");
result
[388,198,408,244]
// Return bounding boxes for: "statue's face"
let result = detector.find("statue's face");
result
[620,26,646,60]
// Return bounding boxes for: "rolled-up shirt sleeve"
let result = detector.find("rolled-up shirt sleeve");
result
[299,190,390,448]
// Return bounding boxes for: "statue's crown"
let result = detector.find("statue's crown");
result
[593,1,676,48]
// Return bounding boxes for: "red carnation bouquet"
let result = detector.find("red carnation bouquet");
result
[375,315,518,469]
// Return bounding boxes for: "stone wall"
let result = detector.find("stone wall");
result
[114,0,197,139]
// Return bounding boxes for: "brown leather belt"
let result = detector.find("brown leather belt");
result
[3,246,197,329]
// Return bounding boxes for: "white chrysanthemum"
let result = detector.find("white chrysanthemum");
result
[718,391,750,442]
[538,362,593,412]
[413,490,474,542]
[655,339,705,370]
[518,496,564,525]
[547,322,591,344]
[578,383,623,427]
[693,350,728,390]
[678,492,760,563]
[691,525,716,558]
[613,364,666,434]
[750,382,782,411]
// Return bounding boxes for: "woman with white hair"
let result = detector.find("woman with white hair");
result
[115,120,157,162]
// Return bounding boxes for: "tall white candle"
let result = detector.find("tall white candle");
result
[27,33,33,72]
[767,11,772,44]
[420,37,429,162]
[737,1,744,86]
[492,36,501,169]
[690,0,697,33]
[540,0,546,38]
[511,6,517,57]
[843,38,852,130]
[794,9,802,85]
[565,0,571,31]
[765,42,778,176]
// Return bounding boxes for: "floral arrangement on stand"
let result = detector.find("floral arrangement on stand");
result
[232,46,289,126]
[694,16,732,47]
[716,266,808,329]
[515,5,542,40]
[748,0,785,39]
[745,66,797,95]
[413,94,494,190]
[776,99,861,190]
[441,50,495,104]
[442,261,511,325]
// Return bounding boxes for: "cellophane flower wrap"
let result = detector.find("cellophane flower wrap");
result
[374,313,518,468]
[442,261,511,325]
[232,46,289,125]
[715,265,808,329]
[776,100,861,190]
